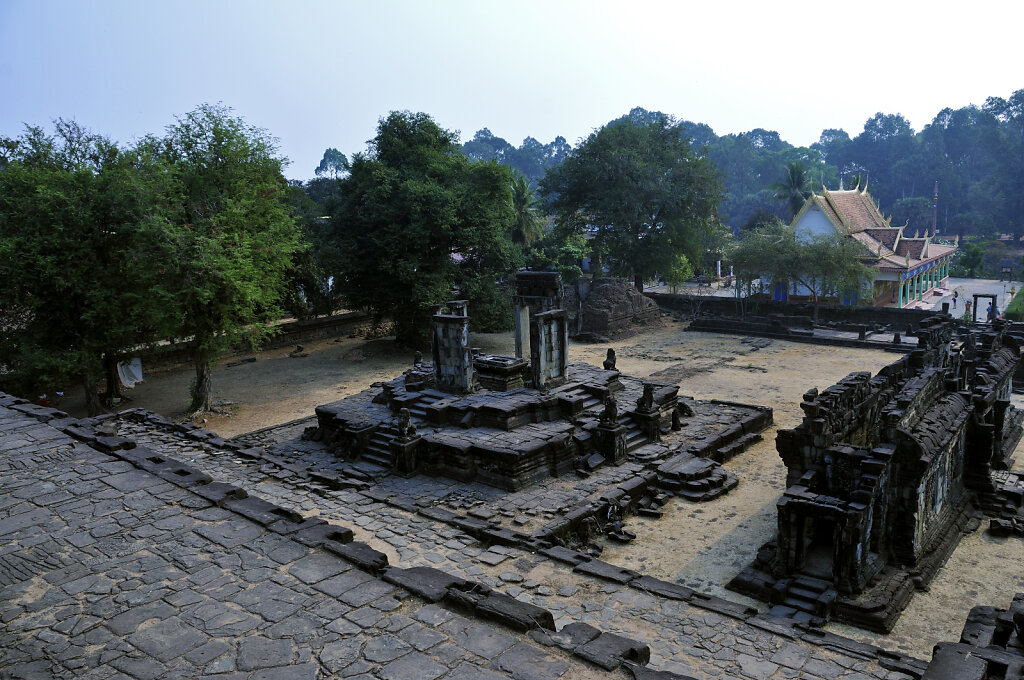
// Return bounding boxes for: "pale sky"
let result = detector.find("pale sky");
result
[2,0,1021,180]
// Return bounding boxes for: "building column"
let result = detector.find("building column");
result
[898,280,904,308]
[917,274,923,300]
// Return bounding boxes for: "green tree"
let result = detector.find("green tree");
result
[951,241,986,277]
[510,174,546,244]
[541,113,724,290]
[315,147,349,179]
[771,161,812,219]
[161,104,304,412]
[729,221,872,320]
[0,122,174,414]
[330,111,520,344]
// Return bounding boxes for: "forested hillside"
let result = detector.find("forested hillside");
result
[460,90,1024,237]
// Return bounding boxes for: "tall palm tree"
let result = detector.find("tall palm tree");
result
[511,174,546,244]
[771,161,812,220]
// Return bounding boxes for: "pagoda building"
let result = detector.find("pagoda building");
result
[791,183,957,308]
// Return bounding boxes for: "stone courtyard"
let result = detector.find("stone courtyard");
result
[5,308,1024,679]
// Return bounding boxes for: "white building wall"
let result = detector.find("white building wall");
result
[795,206,837,237]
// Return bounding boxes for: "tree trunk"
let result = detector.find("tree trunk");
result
[192,355,213,412]
[634,273,644,292]
[82,369,102,417]
[103,352,122,403]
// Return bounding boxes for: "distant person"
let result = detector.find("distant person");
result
[988,303,996,323]
[952,291,958,309]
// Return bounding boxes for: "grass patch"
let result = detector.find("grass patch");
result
[1004,291,1024,320]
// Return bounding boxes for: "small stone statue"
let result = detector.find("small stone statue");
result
[413,350,423,366]
[603,348,617,371]
[600,396,618,426]
[636,383,655,412]
[397,407,416,440]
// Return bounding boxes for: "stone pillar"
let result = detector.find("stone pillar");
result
[432,302,475,394]
[512,271,565,361]
[898,280,904,308]
[530,309,568,390]
[513,302,529,359]
[596,422,628,465]
[390,436,422,476]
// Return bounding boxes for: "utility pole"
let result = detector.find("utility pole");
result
[931,181,939,236]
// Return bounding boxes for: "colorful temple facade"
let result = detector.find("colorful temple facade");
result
[791,185,957,308]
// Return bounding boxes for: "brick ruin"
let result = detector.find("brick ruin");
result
[730,316,1024,632]
[306,272,771,506]
[563,278,663,341]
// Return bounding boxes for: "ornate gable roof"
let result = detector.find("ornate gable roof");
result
[791,186,957,275]
[863,228,900,251]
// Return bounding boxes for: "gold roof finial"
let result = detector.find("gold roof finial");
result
[915,229,920,239]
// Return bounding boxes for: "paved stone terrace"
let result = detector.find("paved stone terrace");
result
[62,409,931,679]
[0,406,599,680]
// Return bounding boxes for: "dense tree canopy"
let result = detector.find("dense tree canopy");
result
[159,104,304,412]
[0,123,173,414]
[541,112,725,289]
[329,111,520,345]
[462,129,571,185]
[730,220,874,318]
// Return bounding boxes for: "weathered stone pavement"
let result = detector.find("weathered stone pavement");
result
[67,410,929,680]
[0,406,600,680]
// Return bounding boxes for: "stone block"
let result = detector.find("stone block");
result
[573,558,637,584]
[325,540,388,574]
[382,566,468,603]
[154,464,213,488]
[630,575,694,601]
[192,481,248,505]
[538,545,587,565]
[474,591,555,631]
[922,643,987,680]
[574,631,650,670]
[222,496,303,527]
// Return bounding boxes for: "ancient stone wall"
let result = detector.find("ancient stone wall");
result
[563,278,662,341]
[730,316,1024,631]
[650,291,944,328]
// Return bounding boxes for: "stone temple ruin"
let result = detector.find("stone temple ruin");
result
[306,272,771,504]
[730,316,1024,632]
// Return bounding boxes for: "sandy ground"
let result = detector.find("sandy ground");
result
[55,320,1024,658]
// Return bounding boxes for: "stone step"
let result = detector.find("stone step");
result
[791,574,833,593]
[782,596,816,612]
[786,585,822,602]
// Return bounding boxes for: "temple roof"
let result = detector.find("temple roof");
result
[792,186,956,274]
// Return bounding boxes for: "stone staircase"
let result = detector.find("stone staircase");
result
[396,389,450,420]
[361,425,397,468]
[767,574,837,623]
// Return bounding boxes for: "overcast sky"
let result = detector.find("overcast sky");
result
[2,0,1021,180]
